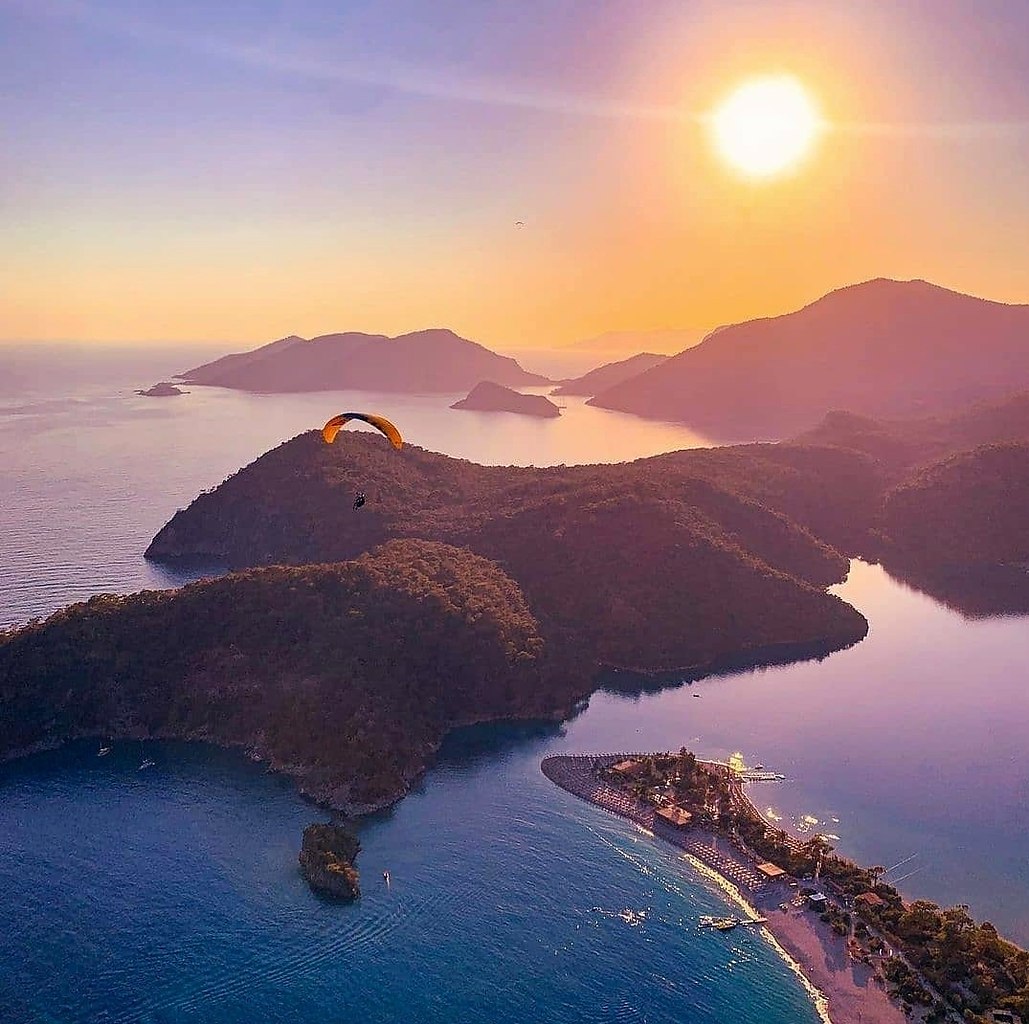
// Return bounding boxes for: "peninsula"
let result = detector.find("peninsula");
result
[550,353,667,397]
[136,382,186,397]
[544,750,1029,1024]
[451,381,561,418]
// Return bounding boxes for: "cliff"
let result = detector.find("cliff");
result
[178,329,549,394]
[451,381,561,418]
[589,279,1029,440]
[551,353,667,397]
[299,824,361,900]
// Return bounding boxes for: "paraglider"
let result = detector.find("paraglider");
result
[321,412,403,449]
[353,492,366,511]
[515,220,525,228]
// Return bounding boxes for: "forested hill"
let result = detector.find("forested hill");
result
[589,279,1029,439]
[794,393,1029,572]
[146,432,872,674]
[0,541,558,810]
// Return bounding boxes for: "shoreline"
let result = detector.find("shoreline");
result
[542,754,913,1024]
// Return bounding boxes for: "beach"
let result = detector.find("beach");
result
[542,754,916,1024]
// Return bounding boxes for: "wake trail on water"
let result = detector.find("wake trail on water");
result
[99,882,484,1022]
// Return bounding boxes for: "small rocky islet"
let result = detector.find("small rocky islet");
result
[298,823,361,900]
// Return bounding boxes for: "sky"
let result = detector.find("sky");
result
[4,0,1029,348]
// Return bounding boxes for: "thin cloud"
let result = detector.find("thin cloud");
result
[8,0,1029,136]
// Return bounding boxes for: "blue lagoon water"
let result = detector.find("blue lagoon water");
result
[2,345,1028,1021]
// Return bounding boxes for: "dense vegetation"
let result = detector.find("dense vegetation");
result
[299,824,361,900]
[607,750,1029,1022]
[882,443,1029,567]
[0,540,559,809]
[797,392,1029,577]
[146,432,872,673]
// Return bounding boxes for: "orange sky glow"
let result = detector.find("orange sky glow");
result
[4,1,1029,348]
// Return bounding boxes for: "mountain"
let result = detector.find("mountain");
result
[567,328,701,356]
[451,381,560,417]
[551,353,668,397]
[178,329,550,393]
[145,432,869,676]
[589,279,1029,440]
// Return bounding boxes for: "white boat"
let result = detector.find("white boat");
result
[700,915,738,930]
[98,745,111,757]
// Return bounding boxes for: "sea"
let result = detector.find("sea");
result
[1,343,1028,1024]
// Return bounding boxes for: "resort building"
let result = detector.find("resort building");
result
[807,892,829,912]
[987,1011,1022,1024]
[727,751,746,774]
[756,862,787,881]
[655,805,693,830]
[854,892,887,911]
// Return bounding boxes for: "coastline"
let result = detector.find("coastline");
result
[542,754,913,1024]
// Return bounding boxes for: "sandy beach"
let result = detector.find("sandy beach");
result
[682,843,910,1024]
[756,894,911,1024]
[542,755,916,1024]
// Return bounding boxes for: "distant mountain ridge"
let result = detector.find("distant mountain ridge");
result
[551,353,668,397]
[178,328,550,394]
[589,279,1029,440]
[566,328,701,356]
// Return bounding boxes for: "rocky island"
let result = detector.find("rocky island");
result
[136,382,186,397]
[450,381,561,418]
[176,329,549,394]
[299,824,361,900]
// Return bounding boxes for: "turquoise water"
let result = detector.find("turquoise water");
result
[2,345,1029,1021]
[0,739,820,1024]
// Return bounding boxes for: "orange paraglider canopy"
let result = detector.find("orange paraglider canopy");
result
[321,413,403,450]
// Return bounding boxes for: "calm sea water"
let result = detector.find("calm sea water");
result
[2,345,1028,1022]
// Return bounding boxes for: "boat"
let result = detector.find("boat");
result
[98,745,111,757]
[700,915,738,931]
[383,870,391,885]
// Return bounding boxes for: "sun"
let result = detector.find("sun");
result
[710,75,822,179]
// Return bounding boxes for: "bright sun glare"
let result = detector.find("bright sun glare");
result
[710,75,821,179]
